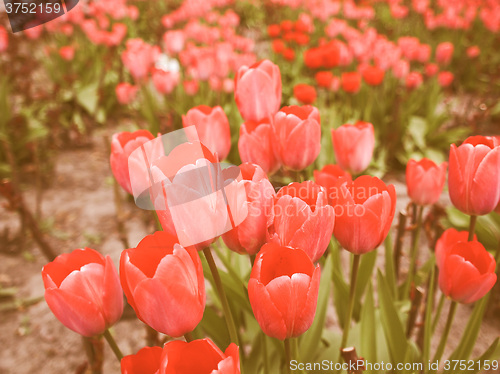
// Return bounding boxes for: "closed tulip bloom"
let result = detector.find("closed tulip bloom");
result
[331,121,375,174]
[234,59,282,122]
[293,84,317,104]
[248,243,320,340]
[406,158,447,206]
[159,339,240,374]
[314,164,352,204]
[436,42,454,65]
[110,130,156,195]
[341,72,361,93]
[238,119,281,174]
[0,26,8,52]
[362,65,385,86]
[448,136,500,216]
[152,69,180,95]
[332,176,396,254]
[436,238,496,304]
[116,83,139,105]
[42,248,123,337]
[270,181,334,262]
[273,105,321,170]
[437,71,454,87]
[222,163,275,255]
[121,346,163,374]
[182,105,231,160]
[120,231,205,337]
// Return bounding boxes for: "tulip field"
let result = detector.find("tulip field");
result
[1,0,500,373]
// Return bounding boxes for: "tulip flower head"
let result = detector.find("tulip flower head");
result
[248,243,321,340]
[42,248,123,337]
[121,346,163,374]
[120,231,205,337]
[406,158,447,206]
[448,136,500,216]
[436,231,496,304]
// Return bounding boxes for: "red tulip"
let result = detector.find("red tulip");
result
[0,26,8,52]
[436,42,454,65]
[248,243,320,340]
[59,46,75,61]
[436,236,496,304]
[149,141,247,248]
[362,66,385,86]
[235,59,282,122]
[238,119,281,174]
[315,71,334,88]
[435,228,476,269]
[332,176,396,254]
[341,72,361,93]
[272,39,286,54]
[269,181,334,262]
[466,46,480,59]
[437,71,454,87]
[331,121,375,174]
[182,105,231,160]
[425,63,439,77]
[448,136,500,216]
[120,231,205,337]
[121,39,160,82]
[116,83,139,105]
[293,84,317,105]
[406,71,423,89]
[267,24,281,38]
[163,30,185,55]
[222,163,275,255]
[406,158,447,206]
[110,130,157,195]
[121,346,163,374]
[42,248,123,337]
[273,105,321,170]
[314,164,352,204]
[152,69,180,95]
[283,48,296,61]
[159,339,240,374]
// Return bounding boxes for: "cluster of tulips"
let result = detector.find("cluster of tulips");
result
[40,58,500,373]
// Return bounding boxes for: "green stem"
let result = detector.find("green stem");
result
[103,329,123,361]
[432,301,457,363]
[184,331,194,342]
[468,215,477,241]
[202,247,239,345]
[431,293,446,334]
[405,205,424,298]
[262,332,269,374]
[284,338,292,374]
[340,254,361,350]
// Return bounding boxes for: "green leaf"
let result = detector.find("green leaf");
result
[422,267,436,367]
[301,251,333,361]
[76,82,99,114]
[377,270,408,364]
[466,338,499,374]
[360,282,377,373]
[331,242,349,329]
[354,249,377,319]
[407,116,427,150]
[384,233,397,299]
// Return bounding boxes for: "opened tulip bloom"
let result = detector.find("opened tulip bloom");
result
[435,228,477,269]
[448,136,500,216]
[331,121,375,174]
[222,163,275,255]
[314,164,352,204]
[42,248,123,337]
[436,238,496,304]
[121,346,163,374]
[332,176,396,254]
[182,105,231,160]
[120,231,205,337]
[406,158,447,206]
[234,59,282,122]
[248,243,320,340]
[273,105,321,171]
[270,181,334,262]
[159,339,240,374]
[110,130,156,195]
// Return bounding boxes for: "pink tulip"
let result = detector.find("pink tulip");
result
[406,158,447,206]
[222,163,275,255]
[152,69,180,95]
[273,105,321,171]
[42,248,123,337]
[331,121,375,174]
[120,231,205,337]
[270,181,335,262]
[314,164,352,204]
[0,26,7,52]
[448,136,500,216]
[182,105,231,160]
[238,119,281,174]
[234,59,282,122]
[436,42,454,65]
